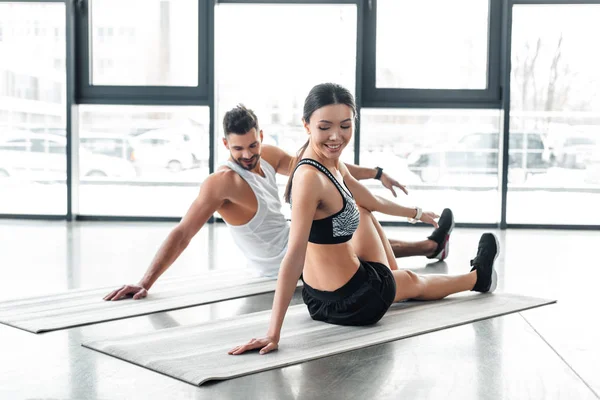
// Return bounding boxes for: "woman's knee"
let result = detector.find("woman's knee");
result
[357,206,374,219]
[404,270,421,287]
[355,206,377,236]
[357,206,377,230]
[393,270,424,301]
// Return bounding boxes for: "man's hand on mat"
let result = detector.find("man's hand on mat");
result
[228,336,279,355]
[380,172,408,197]
[103,284,148,301]
[420,211,440,228]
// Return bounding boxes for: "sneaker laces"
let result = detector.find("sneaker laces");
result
[471,242,494,268]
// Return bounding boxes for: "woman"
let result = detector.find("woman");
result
[229,83,498,356]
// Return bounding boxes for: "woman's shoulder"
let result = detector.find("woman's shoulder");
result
[294,162,323,181]
[292,162,326,193]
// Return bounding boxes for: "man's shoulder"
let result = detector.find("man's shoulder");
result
[205,167,245,190]
[216,165,244,178]
[262,144,294,162]
[262,144,296,174]
[261,144,280,155]
[260,145,280,166]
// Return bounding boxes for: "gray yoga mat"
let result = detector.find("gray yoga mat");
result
[0,269,295,333]
[82,293,555,386]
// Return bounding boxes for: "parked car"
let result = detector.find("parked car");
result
[0,132,137,180]
[79,132,136,162]
[554,135,598,169]
[129,127,207,173]
[407,131,550,183]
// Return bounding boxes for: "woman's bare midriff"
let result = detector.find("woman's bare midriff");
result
[302,241,360,291]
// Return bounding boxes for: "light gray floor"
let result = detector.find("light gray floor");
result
[0,220,599,399]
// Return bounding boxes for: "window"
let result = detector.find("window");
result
[508,4,600,225]
[89,0,198,87]
[214,3,357,140]
[77,0,209,103]
[215,3,357,219]
[359,108,502,223]
[78,105,209,217]
[0,2,66,215]
[376,0,489,90]
[363,0,501,106]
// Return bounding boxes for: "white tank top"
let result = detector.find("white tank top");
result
[223,158,289,277]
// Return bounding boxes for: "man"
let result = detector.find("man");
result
[104,105,453,301]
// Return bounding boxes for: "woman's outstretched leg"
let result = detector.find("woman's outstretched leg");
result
[351,207,499,303]
[391,233,499,302]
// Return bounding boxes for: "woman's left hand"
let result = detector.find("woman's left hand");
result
[380,172,408,197]
[419,211,440,228]
[228,336,279,355]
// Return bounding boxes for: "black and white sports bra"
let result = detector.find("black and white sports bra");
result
[291,158,360,244]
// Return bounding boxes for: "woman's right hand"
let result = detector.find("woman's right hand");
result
[228,336,279,355]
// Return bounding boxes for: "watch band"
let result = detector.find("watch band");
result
[408,207,422,224]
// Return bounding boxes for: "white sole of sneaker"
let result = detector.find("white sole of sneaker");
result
[448,218,455,234]
[489,233,500,293]
[433,218,455,260]
[436,235,450,261]
[443,219,455,260]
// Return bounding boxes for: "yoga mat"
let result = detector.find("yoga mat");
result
[82,293,555,386]
[0,269,295,333]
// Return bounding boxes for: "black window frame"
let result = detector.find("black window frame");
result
[2,0,600,230]
[74,0,210,105]
[362,0,503,108]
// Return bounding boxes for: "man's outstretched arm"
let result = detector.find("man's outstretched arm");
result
[103,173,229,301]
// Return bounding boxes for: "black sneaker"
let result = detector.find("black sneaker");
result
[427,208,454,261]
[470,233,499,293]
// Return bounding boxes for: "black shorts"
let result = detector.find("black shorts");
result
[301,260,397,326]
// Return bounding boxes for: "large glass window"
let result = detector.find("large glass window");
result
[360,108,502,223]
[376,0,489,90]
[78,105,209,216]
[0,2,66,215]
[509,4,600,225]
[90,0,199,86]
[214,3,357,169]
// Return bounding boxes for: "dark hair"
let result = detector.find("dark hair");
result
[284,83,357,203]
[222,104,259,137]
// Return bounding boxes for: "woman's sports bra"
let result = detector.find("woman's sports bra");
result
[291,158,360,244]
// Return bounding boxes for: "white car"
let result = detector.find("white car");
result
[554,136,598,169]
[406,131,550,183]
[130,128,209,172]
[0,132,137,180]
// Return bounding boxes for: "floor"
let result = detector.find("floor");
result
[0,220,599,399]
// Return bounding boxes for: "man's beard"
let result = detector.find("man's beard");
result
[235,155,259,171]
